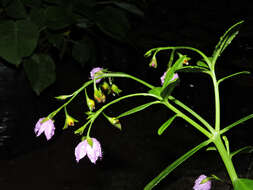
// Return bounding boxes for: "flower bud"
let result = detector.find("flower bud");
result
[149,56,157,68]
[111,84,122,96]
[63,108,78,129]
[90,67,103,83]
[94,88,106,103]
[55,95,71,100]
[103,113,122,130]
[101,81,110,91]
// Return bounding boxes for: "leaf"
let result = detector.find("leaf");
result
[5,0,27,19]
[234,178,253,190]
[160,79,180,99]
[117,101,159,119]
[158,114,177,135]
[72,36,96,67]
[218,71,251,85]
[45,6,75,30]
[148,87,162,97]
[23,54,56,95]
[230,146,253,158]
[196,60,209,68]
[221,114,253,134]
[29,8,47,30]
[176,66,209,73]
[112,2,144,17]
[212,20,244,64]
[0,20,39,66]
[144,139,212,190]
[95,6,130,41]
[162,55,185,89]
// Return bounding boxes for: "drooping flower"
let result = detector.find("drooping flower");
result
[193,175,211,190]
[90,67,103,83]
[149,56,157,68]
[35,117,55,140]
[160,72,179,85]
[111,84,122,96]
[75,138,102,164]
[94,88,106,103]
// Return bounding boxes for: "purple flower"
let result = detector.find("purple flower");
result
[193,175,211,190]
[35,118,55,140]
[75,138,102,164]
[161,72,179,85]
[90,67,103,83]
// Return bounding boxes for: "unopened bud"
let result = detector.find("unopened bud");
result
[94,88,106,103]
[149,56,157,68]
[63,110,78,129]
[111,84,122,95]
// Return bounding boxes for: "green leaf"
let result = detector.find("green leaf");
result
[45,6,75,30]
[218,71,251,85]
[0,20,39,65]
[162,55,185,89]
[230,146,253,158]
[5,0,27,19]
[144,139,212,190]
[112,2,144,17]
[176,66,209,73]
[234,178,253,190]
[160,79,180,99]
[29,8,47,30]
[196,60,209,68]
[117,101,159,119]
[23,54,56,95]
[212,20,244,65]
[21,0,42,8]
[158,114,177,135]
[72,37,96,67]
[148,87,162,97]
[95,6,130,41]
[221,114,253,134]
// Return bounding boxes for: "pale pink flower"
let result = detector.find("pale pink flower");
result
[161,72,179,85]
[75,138,102,164]
[193,175,211,190]
[35,118,55,140]
[90,67,103,83]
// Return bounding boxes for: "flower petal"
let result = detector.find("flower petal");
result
[75,141,88,162]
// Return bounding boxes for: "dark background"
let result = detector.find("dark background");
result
[1,1,253,189]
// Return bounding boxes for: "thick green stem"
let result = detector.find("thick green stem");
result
[211,71,221,131]
[213,134,238,183]
[163,101,212,138]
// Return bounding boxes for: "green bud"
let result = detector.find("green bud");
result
[111,84,122,95]
[55,95,72,100]
[149,56,157,68]
[103,113,122,130]
[63,107,78,129]
[94,88,106,103]
[101,81,110,91]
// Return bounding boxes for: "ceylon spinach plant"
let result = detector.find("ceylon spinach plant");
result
[35,20,253,189]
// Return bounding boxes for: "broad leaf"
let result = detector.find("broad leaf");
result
[0,20,39,65]
[212,20,244,64]
[45,6,75,30]
[112,2,144,17]
[234,178,253,190]
[158,114,177,135]
[5,0,27,19]
[144,139,212,190]
[23,54,56,95]
[29,8,47,30]
[117,101,159,119]
[72,37,96,67]
[95,6,130,41]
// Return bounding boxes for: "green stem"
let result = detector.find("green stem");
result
[86,92,162,137]
[211,71,221,131]
[162,101,212,138]
[149,46,212,68]
[213,134,238,183]
[102,72,154,89]
[168,96,215,133]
